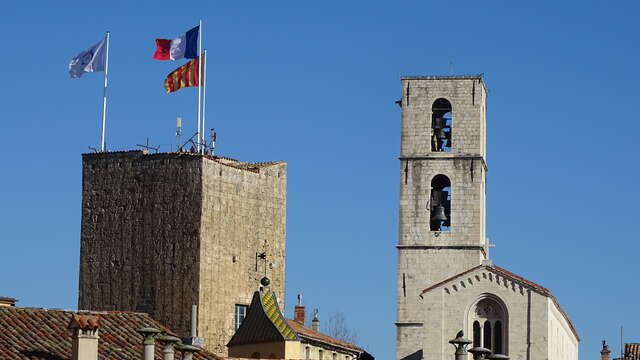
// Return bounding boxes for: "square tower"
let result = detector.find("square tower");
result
[396,75,488,360]
[78,150,286,355]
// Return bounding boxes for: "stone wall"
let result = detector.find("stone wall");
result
[78,151,286,356]
[79,151,202,334]
[198,157,287,354]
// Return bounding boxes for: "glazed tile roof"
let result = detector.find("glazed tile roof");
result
[0,306,222,360]
[227,289,299,347]
[419,263,579,341]
[228,289,361,355]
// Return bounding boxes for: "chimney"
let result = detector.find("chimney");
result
[68,313,101,360]
[182,305,205,347]
[177,344,201,360]
[157,334,181,360]
[138,327,161,360]
[0,296,18,307]
[602,340,611,360]
[294,294,305,324]
[312,308,320,332]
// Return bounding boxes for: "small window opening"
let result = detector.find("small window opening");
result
[305,347,310,360]
[235,304,248,330]
[483,321,492,350]
[430,174,451,231]
[473,321,481,347]
[431,98,452,152]
[494,321,503,354]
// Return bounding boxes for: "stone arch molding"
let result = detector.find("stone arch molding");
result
[441,270,528,297]
[465,293,509,355]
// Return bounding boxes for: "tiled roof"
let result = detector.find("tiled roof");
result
[0,307,222,360]
[419,263,579,341]
[261,290,297,340]
[286,319,361,352]
[228,289,361,355]
[227,289,299,347]
[0,296,18,306]
[626,343,640,360]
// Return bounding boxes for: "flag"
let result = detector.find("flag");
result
[153,26,199,60]
[164,55,201,93]
[69,37,107,78]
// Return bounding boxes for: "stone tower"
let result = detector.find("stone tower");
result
[396,75,488,360]
[78,150,286,355]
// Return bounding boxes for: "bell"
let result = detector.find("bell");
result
[435,129,447,140]
[431,205,448,222]
[433,117,446,129]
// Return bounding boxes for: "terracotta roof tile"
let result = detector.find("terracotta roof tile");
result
[0,307,222,360]
[285,319,361,352]
[626,343,640,360]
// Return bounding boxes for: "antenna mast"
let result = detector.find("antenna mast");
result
[176,117,183,151]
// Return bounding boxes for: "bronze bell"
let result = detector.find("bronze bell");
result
[435,128,447,140]
[433,117,446,129]
[431,205,448,222]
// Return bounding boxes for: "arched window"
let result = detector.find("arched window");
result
[483,321,492,350]
[469,296,508,355]
[431,98,452,152]
[430,174,451,231]
[494,321,503,354]
[473,321,481,347]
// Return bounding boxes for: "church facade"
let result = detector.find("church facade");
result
[395,75,579,360]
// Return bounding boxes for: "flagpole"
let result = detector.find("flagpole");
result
[100,31,110,152]
[197,20,202,153]
[202,49,207,153]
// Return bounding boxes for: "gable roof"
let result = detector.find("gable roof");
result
[227,289,298,347]
[419,263,579,341]
[0,306,222,360]
[227,288,361,355]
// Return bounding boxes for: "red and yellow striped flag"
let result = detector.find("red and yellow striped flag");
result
[164,55,201,93]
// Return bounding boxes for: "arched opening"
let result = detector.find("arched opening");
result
[494,321,503,354]
[483,321,492,350]
[430,174,451,231]
[431,98,452,152]
[468,296,508,355]
[473,321,481,347]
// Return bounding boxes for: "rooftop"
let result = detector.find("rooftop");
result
[82,150,285,174]
[0,306,222,360]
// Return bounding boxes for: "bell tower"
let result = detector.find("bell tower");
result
[395,75,488,360]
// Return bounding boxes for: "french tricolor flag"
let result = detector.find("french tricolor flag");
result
[153,26,199,60]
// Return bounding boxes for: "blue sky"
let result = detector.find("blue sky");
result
[1,1,639,359]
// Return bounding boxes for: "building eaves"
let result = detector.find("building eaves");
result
[286,319,362,353]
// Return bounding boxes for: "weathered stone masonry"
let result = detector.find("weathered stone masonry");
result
[78,150,286,356]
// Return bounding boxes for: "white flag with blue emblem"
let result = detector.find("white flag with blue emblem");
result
[68,38,107,78]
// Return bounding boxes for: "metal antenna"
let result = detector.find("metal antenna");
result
[209,128,217,156]
[621,326,624,359]
[449,60,454,75]
[136,138,160,153]
[176,117,183,152]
